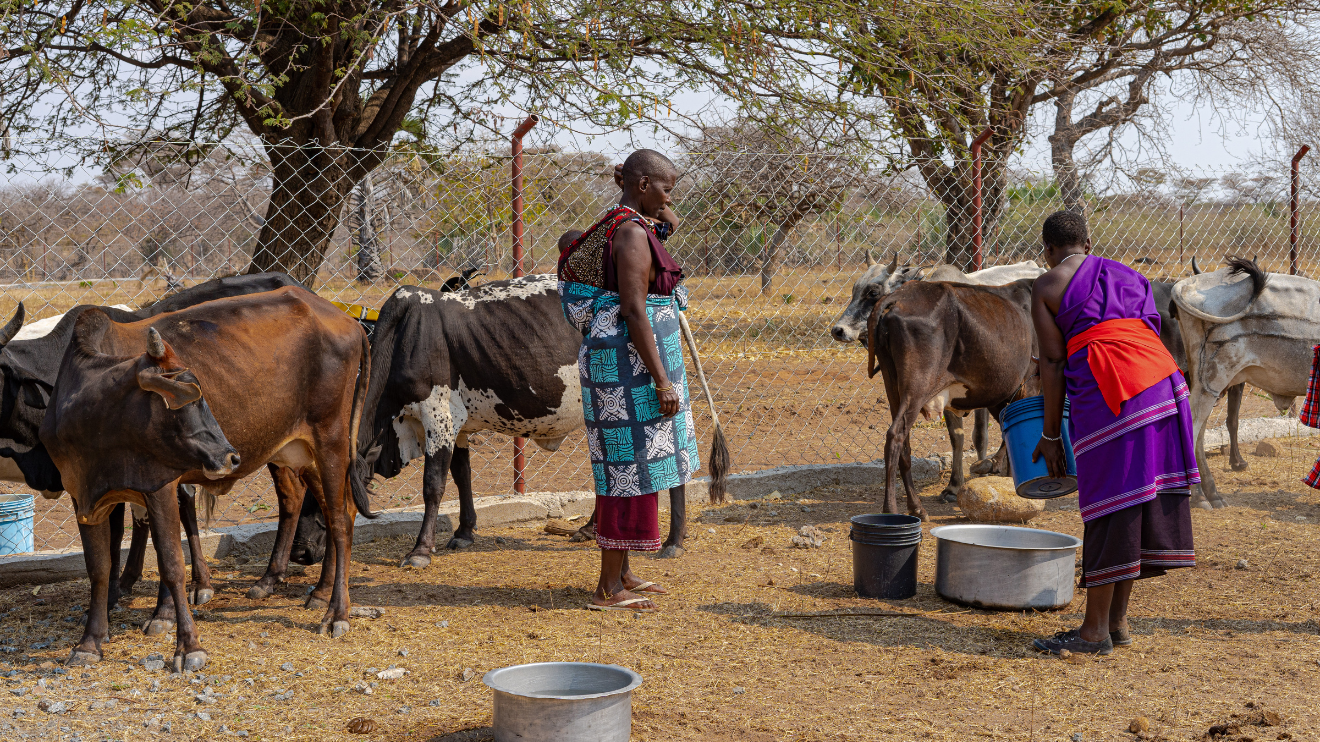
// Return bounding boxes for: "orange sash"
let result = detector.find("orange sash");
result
[1066,318,1178,416]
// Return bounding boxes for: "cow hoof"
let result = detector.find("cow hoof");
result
[938,489,959,504]
[911,510,930,523]
[143,619,174,636]
[657,545,684,559]
[1211,497,1230,509]
[305,596,329,612]
[177,651,208,673]
[1195,498,1214,510]
[65,649,101,667]
[1231,461,1250,472]
[444,536,474,550]
[190,588,214,606]
[246,585,273,601]
[400,554,431,569]
[331,621,350,639]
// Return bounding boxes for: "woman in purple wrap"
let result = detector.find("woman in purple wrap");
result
[1030,211,1200,656]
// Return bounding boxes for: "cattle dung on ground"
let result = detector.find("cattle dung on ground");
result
[1171,256,1320,508]
[39,287,371,671]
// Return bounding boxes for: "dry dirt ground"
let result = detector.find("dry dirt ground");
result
[3,438,1320,742]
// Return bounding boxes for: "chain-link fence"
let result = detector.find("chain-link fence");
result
[1,138,1315,553]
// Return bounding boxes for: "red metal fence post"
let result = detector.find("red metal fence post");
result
[510,114,539,495]
[1291,144,1310,276]
[970,128,992,272]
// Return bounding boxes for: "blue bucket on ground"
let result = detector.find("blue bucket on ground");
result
[0,493,35,556]
[1000,396,1078,499]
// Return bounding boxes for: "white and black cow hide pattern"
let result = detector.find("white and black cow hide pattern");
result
[375,274,586,473]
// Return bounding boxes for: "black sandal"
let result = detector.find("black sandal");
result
[1032,629,1113,656]
[1110,627,1132,647]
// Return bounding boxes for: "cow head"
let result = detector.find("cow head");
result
[829,253,925,344]
[41,313,241,524]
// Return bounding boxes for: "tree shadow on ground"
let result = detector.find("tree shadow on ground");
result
[696,599,1320,658]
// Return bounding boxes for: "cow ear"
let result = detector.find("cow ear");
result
[137,368,202,410]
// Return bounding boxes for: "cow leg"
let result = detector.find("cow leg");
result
[401,447,454,567]
[446,445,478,550]
[1188,389,1222,510]
[900,438,928,521]
[67,519,112,667]
[883,404,921,514]
[144,482,207,672]
[144,578,177,636]
[1227,383,1248,472]
[177,485,214,606]
[570,508,597,542]
[107,503,125,610]
[940,410,966,503]
[118,504,150,598]
[249,465,307,600]
[658,486,687,558]
[972,408,990,462]
[305,462,352,638]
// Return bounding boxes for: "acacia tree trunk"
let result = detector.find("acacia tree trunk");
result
[248,143,360,288]
[928,164,1007,273]
[760,197,819,294]
[1049,91,1087,215]
[354,172,384,284]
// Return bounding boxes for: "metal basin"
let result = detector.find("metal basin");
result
[930,524,1081,611]
[483,662,642,742]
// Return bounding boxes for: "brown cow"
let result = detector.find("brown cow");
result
[867,279,1038,518]
[41,287,370,671]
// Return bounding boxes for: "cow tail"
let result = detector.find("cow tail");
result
[677,311,729,504]
[348,329,378,519]
[866,301,884,378]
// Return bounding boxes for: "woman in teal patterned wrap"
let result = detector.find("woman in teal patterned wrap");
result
[558,150,697,612]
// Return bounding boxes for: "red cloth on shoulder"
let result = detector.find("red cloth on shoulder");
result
[1066,317,1179,416]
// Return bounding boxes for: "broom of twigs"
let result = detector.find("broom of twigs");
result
[678,311,729,503]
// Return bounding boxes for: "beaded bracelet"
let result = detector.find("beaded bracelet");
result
[1040,433,1062,442]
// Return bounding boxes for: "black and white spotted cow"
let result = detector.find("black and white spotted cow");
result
[292,274,590,568]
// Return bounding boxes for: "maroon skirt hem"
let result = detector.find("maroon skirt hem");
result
[596,493,661,552]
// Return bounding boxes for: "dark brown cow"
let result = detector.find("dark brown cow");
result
[867,279,1038,518]
[41,287,370,671]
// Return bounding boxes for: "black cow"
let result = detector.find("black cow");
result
[0,273,304,607]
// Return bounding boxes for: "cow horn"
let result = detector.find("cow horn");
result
[0,303,24,349]
[887,252,898,273]
[1190,256,1202,275]
[864,250,876,267]
[146,327,166,360]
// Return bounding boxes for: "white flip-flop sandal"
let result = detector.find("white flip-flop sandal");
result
[586,597,659,613]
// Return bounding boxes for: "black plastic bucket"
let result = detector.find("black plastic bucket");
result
[849,514,922,599]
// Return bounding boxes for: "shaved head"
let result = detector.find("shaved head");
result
[620,149,678,187]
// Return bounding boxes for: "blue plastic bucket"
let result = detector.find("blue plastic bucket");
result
[0,493,35,555]
[1000,396,1078,499]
